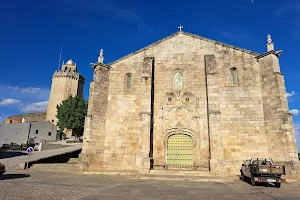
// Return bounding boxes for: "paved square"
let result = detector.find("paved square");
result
[0,171,299,200]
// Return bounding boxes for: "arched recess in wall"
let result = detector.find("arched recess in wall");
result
[229,67,238,85]
[125,73,132,90]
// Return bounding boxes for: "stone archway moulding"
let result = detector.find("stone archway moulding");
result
[163,128,198,168]
[163,128,197,143]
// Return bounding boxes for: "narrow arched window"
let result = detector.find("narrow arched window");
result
[230,67,238,85]
[174,71,183,88]
[126,73,132,89]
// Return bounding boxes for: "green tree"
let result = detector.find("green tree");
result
[56,96,88,139]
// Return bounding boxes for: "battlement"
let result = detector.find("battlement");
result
[53,70,85,81]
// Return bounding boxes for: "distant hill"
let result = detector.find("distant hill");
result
[4,112,46,123]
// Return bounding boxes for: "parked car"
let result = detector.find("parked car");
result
[34,143,41,151]
[0,163,5,175]
[1,143,21,151]
[0,144,10,152]
[240,158,286,188]
[8,143,21,151]
[20,143,35,151]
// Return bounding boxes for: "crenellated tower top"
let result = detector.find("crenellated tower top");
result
[62,58,77,72]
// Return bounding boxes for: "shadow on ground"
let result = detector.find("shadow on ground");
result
[240,176,277,188]
[0,151,28,159]
[0,174,30,180]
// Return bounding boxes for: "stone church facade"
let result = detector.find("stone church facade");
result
[80,30,299,176]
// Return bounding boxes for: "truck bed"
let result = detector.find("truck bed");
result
[250,164,285,175]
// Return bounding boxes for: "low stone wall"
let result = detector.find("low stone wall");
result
[28,149,81,168]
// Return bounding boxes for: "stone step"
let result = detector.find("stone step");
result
[68,158,80,164]
[30,163,83,173]
[129,174,236,183]
[149,169,213,177]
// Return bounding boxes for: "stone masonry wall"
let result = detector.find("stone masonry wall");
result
[103,59,143,171]
[259,53,298,163]
[205,55,224,174]
[81,65,110,171]
[217,48,268,175]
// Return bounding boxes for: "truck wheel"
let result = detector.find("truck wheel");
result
[275,183,281,188]
[251,175,256,186]
[240,171,245,181]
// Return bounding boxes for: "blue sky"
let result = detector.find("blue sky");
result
[0,0,299,149]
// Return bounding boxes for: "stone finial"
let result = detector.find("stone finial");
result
[98,49,104,64]
[267,34,274,51]
[267,34,272,44]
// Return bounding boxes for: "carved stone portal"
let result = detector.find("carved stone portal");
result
[162,91,199,132]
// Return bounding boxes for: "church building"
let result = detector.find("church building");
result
[80,29,298,175]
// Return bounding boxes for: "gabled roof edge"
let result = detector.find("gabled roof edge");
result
[108,31,260,66]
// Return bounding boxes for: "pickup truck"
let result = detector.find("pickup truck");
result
[240,158,285,188]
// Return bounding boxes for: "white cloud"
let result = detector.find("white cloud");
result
[20,101,48,113]
[287,91,297,98]
[72,1,154,35]
[0,98,21,106]
[290,109,300,115]
[8,86,40,93]
[274,1,300,16]
[294,124,300,136]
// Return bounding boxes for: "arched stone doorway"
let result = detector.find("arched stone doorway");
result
[167,134,194,169]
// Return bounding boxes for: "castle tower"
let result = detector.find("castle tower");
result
[46,58,85,125]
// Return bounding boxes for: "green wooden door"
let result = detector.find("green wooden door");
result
[167,134,193,169]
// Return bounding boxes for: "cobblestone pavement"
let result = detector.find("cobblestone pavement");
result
[0,144,82,171]
[0,171,300,200]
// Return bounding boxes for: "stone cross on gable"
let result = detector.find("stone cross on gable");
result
[178,25,183,31]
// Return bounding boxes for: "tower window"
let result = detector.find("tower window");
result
[230,67,238,85]
[35,130,39,134]
[126,73,132,89]
[48,132,51,136]
[174,71,183,88]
